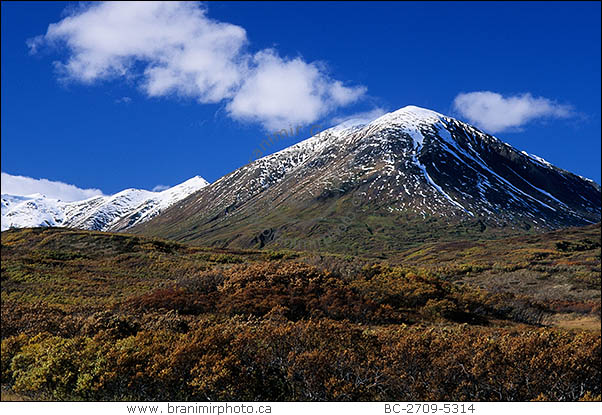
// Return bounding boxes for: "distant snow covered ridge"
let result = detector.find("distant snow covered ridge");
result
[1,176,209,232]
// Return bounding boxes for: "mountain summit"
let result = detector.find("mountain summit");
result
[131,105,600,253]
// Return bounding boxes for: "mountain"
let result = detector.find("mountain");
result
[1,194,66,230]
[131,106,601,254]
[1,176,208,232]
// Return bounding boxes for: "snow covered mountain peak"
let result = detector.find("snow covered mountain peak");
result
[1,176,209,232]
[136,104,600,249]
[388,104,444,119]
[326,106,444,135]
[162,176,209,195]
[368,105,444,129]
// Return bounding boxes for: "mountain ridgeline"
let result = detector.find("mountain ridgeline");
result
[1,176,209,232]
[130,106,601,254]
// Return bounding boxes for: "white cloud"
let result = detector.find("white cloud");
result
[30,1,365,129]
[151,184,169,192]
[330,107,388,126]
[226,51,366,130]
[1,172,104,202]
[452,91,573,133]
[115,96,132,104]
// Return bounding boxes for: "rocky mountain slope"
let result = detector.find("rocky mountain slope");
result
[131,106,601,253]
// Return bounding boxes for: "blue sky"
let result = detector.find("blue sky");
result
[1,1,600,196]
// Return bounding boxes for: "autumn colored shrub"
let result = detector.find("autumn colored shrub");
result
[2,321,600,401]
[80,311,139,338]
[2,227,600,401]
[0,302,85,339]
[351,264,452,309]
[556,239,601,252]
[125,287,214,315]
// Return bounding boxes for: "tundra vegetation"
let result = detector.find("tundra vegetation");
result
[1,225,600,401]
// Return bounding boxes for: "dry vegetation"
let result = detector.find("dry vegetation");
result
[1,225,600,401]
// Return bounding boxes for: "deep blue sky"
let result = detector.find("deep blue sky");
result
[1,1,600,194]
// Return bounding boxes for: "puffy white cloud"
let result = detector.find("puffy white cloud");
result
[30,1,365,129]
[227,51,366,130]
[1,172,104,202]
[453,91,573,133]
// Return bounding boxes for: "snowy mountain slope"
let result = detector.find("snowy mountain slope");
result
[131,105,601,252]
[1,194,67,229]
[99,176,210,231]
[1,176,208,232]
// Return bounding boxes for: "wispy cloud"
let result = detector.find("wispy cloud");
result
[330,107,387,126]
[151,184,170,192]
[1,172,104,201]
[29,1,366,130]
[452,91,573,133]
[115,96,132,104]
